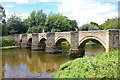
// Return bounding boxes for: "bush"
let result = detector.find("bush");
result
[55,50,119,78]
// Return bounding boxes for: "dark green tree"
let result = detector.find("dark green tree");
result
[7,14,28,34]
[68,20,78,29]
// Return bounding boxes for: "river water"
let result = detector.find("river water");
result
[0,44,105,78]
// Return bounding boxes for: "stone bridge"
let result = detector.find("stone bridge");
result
[14,29,120,58]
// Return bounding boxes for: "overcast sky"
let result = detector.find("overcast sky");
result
[1,0,119,27]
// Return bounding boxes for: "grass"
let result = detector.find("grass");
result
[1,46,20,49]
[55,50,119,78]
[86,41,96,45]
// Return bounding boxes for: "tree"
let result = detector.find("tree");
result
[0,5,6,36]
[45,13,70,32]
[7,14,28,34]
[25,10,47,33]
[0,5,6,23]
[79,23,99,31]
[68,20,78,29]
[99,18,119,30]
[35,10,47,26]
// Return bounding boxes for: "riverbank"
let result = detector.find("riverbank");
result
[0,46,20,50]
[55,50,119,78]
[0,37,18,50]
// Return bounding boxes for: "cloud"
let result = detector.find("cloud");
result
[58,0,118,27]
[4,5,15,8]
[1,0,29,4]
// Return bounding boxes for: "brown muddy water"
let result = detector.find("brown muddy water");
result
[0,44,105,78]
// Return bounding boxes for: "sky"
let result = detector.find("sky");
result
[0,0,119,27]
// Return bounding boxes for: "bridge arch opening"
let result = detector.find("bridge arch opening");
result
[55,38,70,53]
[20,39,22,46]
[27,38,32,48]
[78,37,106,57]
[38,38,47,50]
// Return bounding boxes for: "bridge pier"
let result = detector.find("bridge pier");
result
[21,34,28,48]
[46,33,55,53]
[31,34,40,50]
[69,31,84,58]
[14,34,22,46]
[107,29,120,52]
[45,33,62,53]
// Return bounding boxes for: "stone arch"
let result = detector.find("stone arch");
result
[55,37,70,53]
[38,36,47,43]
[27,38,32,48]
[38,37,47,50]
[78,36,106,56]
[78,36,106,49]
[55,37,70,44]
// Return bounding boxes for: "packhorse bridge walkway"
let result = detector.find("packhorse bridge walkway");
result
[14,29,120,58]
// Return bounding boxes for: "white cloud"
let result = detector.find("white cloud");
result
[4,5,15,8]
[1,0,29,4]
[58,0,118,27]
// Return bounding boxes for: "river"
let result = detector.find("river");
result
[0,44,105,78]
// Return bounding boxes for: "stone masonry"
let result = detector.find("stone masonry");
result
[14,29,120,58]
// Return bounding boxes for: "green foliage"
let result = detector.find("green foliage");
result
[27,25,43,33]
[7,14,28,34]
[62,41,70,47]
[2,23,8,36]
[24,10,47,33]
[68,20,78,29]
[79,23,99,31]
[45,13,70,32]
[55,50,119,78]
[99,17,119,30]
[0,37,15,47]
[85,40,96,45]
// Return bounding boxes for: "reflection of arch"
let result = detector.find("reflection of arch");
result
[27,38,32,48]
[78,36,106,51]
[38,38,47,50]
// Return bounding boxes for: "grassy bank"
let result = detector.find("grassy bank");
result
[55,50,119,78]
[0,37,19,49]
[1,46,20,49]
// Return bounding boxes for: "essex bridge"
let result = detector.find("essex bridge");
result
[14,29,120,58]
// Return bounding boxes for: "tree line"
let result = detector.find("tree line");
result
[1,6,120,36]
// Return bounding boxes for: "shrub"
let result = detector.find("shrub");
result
[1,37,15,47]
[55,50,119,78]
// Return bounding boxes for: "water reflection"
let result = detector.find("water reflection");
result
[2,48,70,78]
[85,44,105,57]
[1,44,105,78]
